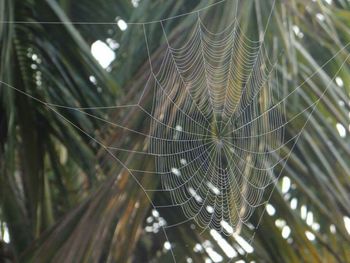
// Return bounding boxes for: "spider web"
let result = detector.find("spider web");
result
[1,0,350,261]
[142,14,285,233]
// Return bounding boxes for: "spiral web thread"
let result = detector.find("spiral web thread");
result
[140,14,286,233]
[1,0,350,260]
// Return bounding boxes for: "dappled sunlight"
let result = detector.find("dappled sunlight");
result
[91,40,115,68]
[0,222,10,244]
[344,216,350,235]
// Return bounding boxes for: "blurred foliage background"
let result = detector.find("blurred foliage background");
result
[0,0,350,262]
